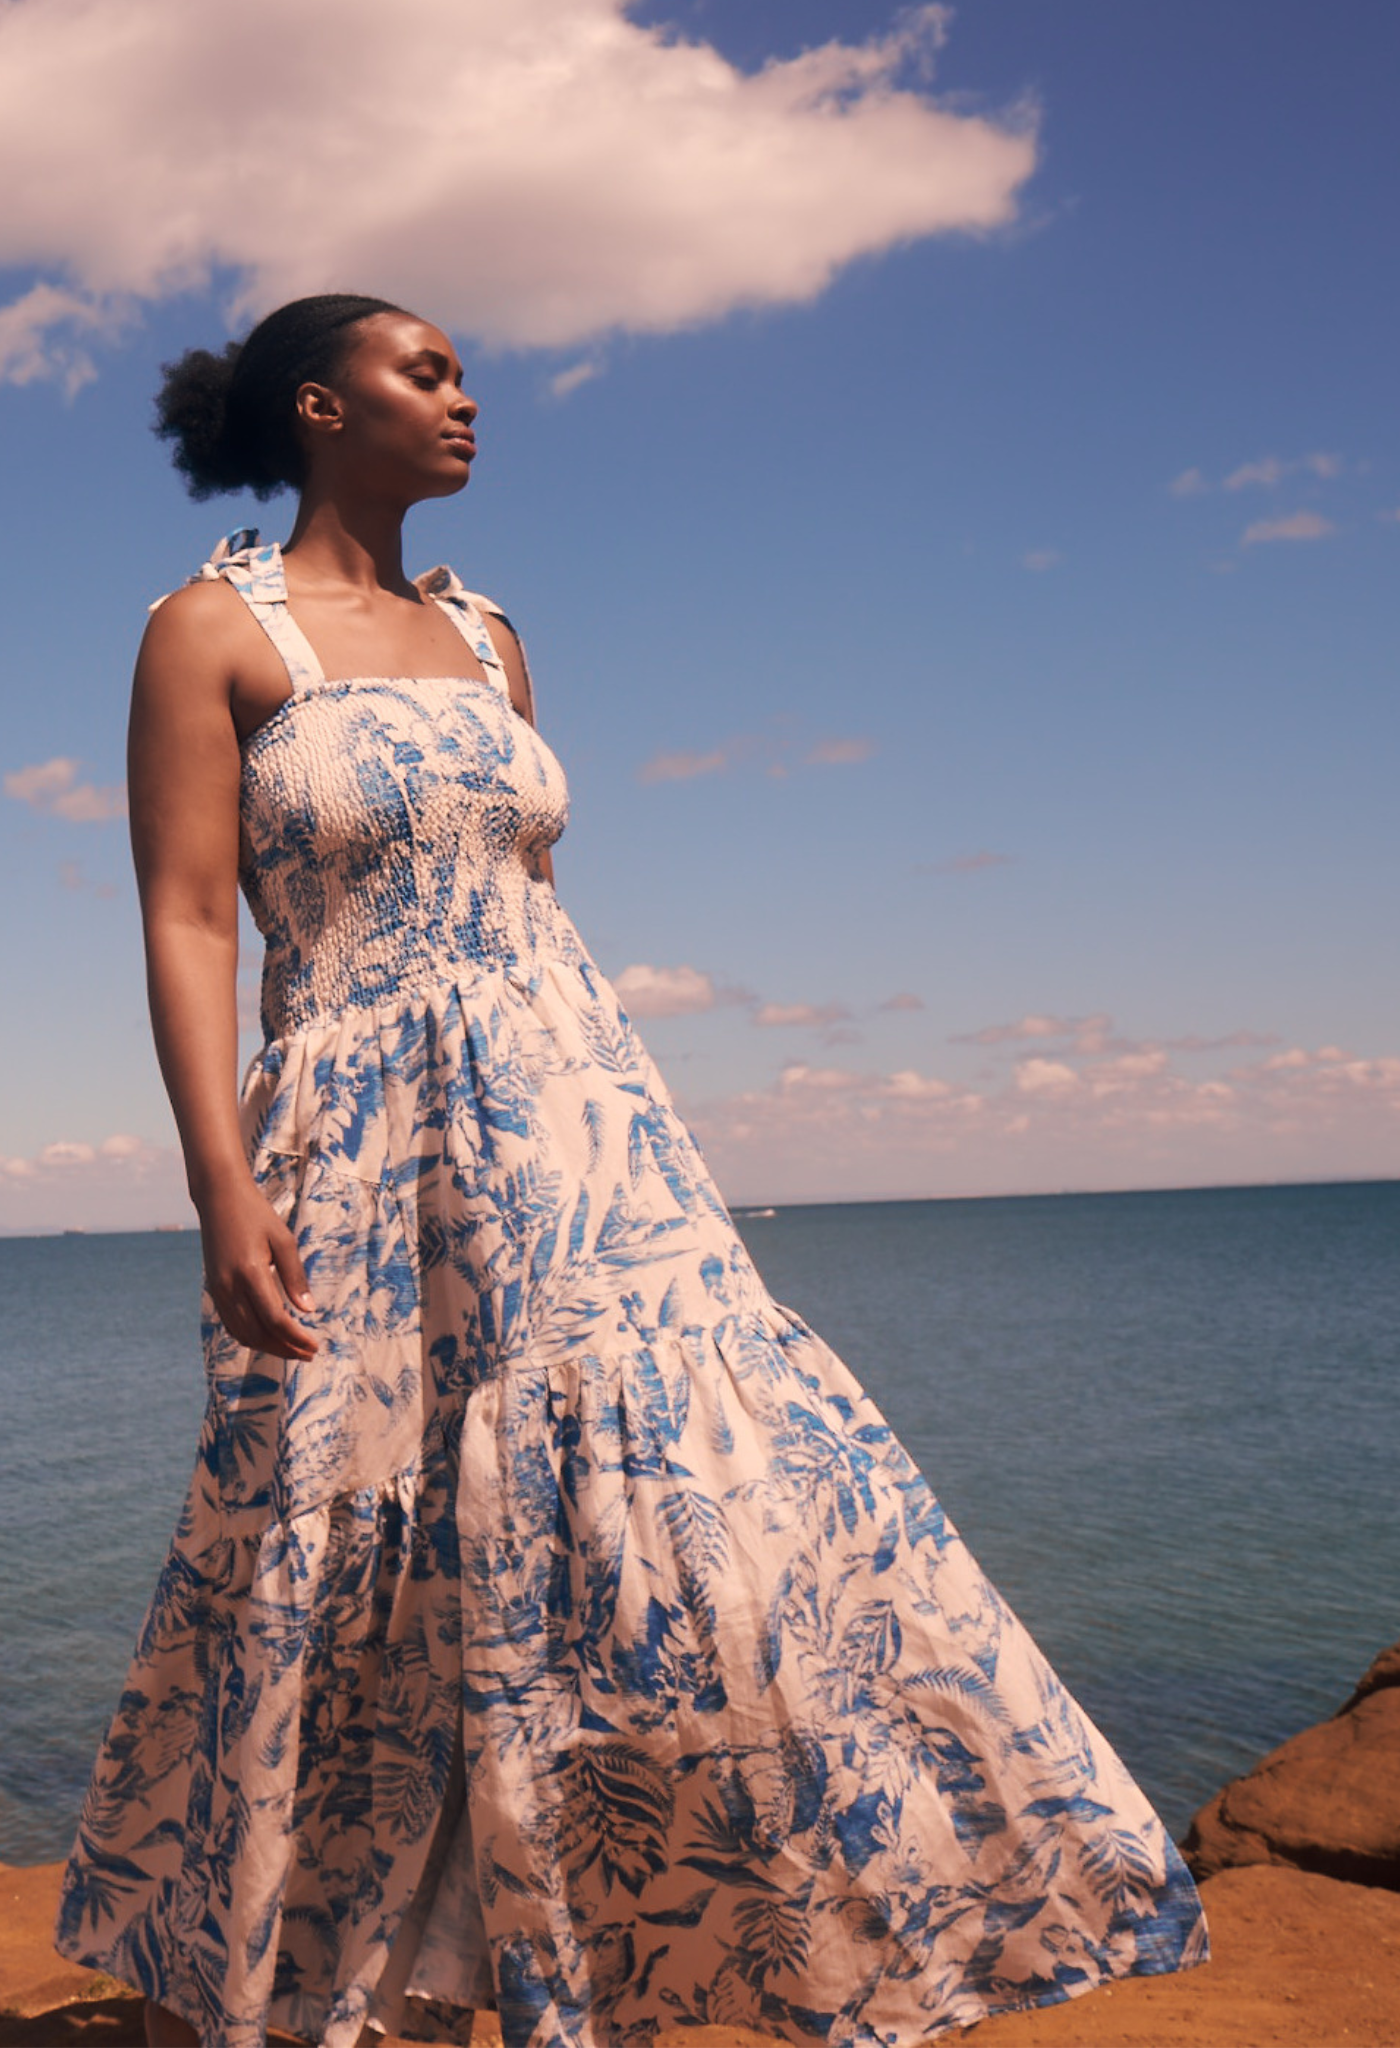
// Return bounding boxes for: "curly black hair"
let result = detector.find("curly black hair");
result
[153,293,404,499]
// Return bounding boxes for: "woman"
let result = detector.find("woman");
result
[56,294,1206,2048]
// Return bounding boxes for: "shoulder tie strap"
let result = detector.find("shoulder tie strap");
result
[185,529,326,691]
[417,564,538,723]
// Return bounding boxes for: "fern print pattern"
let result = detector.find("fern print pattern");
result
[56,535,1206,2048]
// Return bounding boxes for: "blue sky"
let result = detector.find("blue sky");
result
[1,0,1397,1226]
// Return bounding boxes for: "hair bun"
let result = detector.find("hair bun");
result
[154,341,274,500]
[153,294,403,501]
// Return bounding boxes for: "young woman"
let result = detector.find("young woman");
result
[55,294,1206,2048]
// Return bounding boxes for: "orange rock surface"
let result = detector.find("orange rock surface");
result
[1182,1640,1400,1888]
[5,1860,1400,2047]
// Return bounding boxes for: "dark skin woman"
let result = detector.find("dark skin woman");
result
[134,310,549,1375]
[60,293,1205,2048]
[133,307,542,2043]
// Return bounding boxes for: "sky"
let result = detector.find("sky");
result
[0,0,1397,1229]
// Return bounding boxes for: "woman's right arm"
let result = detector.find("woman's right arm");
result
[128,584,317,1361]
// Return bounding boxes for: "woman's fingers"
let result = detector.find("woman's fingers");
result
[221,1261,318,1359]
[268,1221,315,1315]
[200,1183,320,1359]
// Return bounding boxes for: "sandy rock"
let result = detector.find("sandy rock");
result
[0,1862,120,2023]
[965,1863,1400,2046]
[1181,1638,1400,1888]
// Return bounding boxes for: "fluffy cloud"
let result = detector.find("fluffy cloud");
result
[613,962,726,1019]
[1241,510,1335,547]
[1169,467,1208,498]
[1224,452,1341,491]
[753,1002,852,1030]
[952,1011,1111,1048]
[0,1132,192,1233]
[4,756,126,821]
[685,1032,1400,1205]
[0,0,1037,382]
[1171,453,1342,496]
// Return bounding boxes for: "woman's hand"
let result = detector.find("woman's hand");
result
[199,1176,318,1361]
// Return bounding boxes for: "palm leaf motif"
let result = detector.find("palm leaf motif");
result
[733,1885,815,1981]
[1078,1823,1163,1908]
[656,1483,729,1629]
[580,1096,606,1174]
[552,1740,674,1896]
[903,1663,1013,1725]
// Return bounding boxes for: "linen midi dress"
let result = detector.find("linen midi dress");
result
[57,534,1206,2048]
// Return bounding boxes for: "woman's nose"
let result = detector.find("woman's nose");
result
[451,391,479,424]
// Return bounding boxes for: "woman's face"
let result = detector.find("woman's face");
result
[299,311,479,503]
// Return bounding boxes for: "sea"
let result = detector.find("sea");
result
[1,1180,1397,1867]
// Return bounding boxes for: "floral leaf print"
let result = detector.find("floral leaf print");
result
[838,1601,902,1679]
[552,1742,675,1897]
[580,1098,606,1174]
[55,537,1204,2048]
[639,1885,716,1927]
[733,1887,815,1981]
[655,1483,729,1623]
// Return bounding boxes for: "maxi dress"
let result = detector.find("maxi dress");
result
[57,534,1206,2048]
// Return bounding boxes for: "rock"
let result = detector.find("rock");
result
[0,1862,119,2023]
[1181,1639,1400,1888]
[965,1864,1400,2047]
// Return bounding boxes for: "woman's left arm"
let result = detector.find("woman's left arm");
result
[486,615,555,887]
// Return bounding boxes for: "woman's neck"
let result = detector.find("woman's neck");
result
[280,493,413,597]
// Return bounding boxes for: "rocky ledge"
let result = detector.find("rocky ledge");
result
[1180,1639,1400,1890]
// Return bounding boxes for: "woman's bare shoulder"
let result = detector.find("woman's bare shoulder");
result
[137,576,262,682]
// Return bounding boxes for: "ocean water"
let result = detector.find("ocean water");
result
[1,1181,1396,1866]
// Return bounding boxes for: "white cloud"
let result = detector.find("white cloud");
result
[754,1002,852,1029]
[548,359,603,401]
[1240,510,1335,547]
[614,962,722,1019]
[685,1031,1400,1205]
[637,728,874,784]
[637,746,734,784]
[1224,452,1341,491]
[952,1011,1110,1047]
[1014,1056,1079,1094]
[0,280,117,393]
[1172,454,1343,497]
[0,1131,192,1233]
[804,737,875,767]
[1020,548,1061,572]
[0,0,1038,381]
[4,755,126,821]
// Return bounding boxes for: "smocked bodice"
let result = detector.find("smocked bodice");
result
[241,672,569,1037]
[180,532,571,1040]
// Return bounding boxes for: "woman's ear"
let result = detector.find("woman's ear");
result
[294,380,344,446]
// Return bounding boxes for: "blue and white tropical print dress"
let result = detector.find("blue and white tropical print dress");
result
[57,535,1206,2048]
